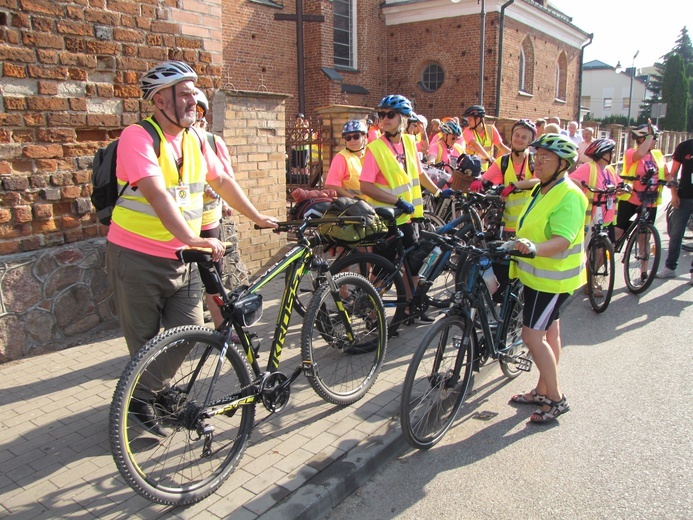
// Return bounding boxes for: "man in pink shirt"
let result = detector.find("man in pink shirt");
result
[106,61,276,435]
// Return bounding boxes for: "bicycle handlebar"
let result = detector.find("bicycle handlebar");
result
[177,243,236,264]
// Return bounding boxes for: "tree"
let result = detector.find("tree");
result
[660,53,688,131]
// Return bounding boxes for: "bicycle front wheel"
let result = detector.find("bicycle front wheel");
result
[623,222,660,294]
[400,315,474,450]
[301,272,387,405]
[109,326,255,506]
[587,235,615,312]
[499,284,530,379]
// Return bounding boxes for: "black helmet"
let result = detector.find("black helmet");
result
[463,105,486,118]
[296,113,305,119]
[584,139,616,161]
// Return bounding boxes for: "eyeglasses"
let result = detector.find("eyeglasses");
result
[534,153,558,164]
[378,111,398,120]
[344,133,363,142]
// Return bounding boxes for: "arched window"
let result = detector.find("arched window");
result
[555,52,567,100]
[519,36,534,94]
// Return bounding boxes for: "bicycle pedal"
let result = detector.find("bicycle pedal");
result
[514,355,533,372]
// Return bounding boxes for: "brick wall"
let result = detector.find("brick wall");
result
[213,89,288,275]
[0,0,223,256]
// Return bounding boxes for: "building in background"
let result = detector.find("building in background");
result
[581,59,650,120]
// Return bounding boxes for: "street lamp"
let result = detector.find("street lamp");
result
[627,50,639,125]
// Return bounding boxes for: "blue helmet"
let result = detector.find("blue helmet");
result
[377,95,413,117]
[342,120,368,136]
[440,121,462,136]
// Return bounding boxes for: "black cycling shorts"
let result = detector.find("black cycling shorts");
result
[616,200,657,230]
[522,287,570,331]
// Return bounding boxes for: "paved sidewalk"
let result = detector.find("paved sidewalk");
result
[0,275,435,520]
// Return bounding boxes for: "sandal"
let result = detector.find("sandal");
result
[529,395,570,423]
[510,389,547,405]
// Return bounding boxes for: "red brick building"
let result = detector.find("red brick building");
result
[0,0,590,358]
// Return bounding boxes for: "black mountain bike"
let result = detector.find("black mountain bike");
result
[109,218,387,506]
[400,240,533,450]
[615,173,666,293]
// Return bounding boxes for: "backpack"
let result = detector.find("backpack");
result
[91,120,160,226]
[316,197,388,247]
[289,197,333,220]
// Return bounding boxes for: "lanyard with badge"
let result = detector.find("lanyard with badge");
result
[597,164,615,211]
[173,131,190,207]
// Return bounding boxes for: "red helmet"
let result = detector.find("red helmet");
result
[584,139,616,161]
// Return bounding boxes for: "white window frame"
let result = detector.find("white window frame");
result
[519,48,526,92]
[333,0,357,70]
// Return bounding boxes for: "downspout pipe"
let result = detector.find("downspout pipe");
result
[577,33,594,123]
[479,0,486,105]
[495,0,515,118]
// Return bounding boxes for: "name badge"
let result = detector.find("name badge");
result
[606,198,614,210]
[175,185,191,207]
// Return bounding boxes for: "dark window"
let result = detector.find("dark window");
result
[421,64,444,92]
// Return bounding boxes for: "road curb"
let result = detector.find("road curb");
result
[260,418,408,520]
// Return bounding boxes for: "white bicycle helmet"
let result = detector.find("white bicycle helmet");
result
[194,88,209,117]
[630,123,660,138]
[140,61,198,101]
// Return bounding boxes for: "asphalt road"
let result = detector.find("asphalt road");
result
[326,249,693,519]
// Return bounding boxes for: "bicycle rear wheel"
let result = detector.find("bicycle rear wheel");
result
[587,235,615,312]
[109,326,255,506]
[330,252,407,337]
[400,315,474,450]
[623,222,660,294]
[301,272,387,405]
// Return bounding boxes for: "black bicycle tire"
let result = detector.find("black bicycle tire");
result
[623,222,660,294]
[109,326,255,506]
[499,285,528,379]
[588,236,616,313]
[301,272,387,405]
[330,252,407,337]
[400,315,474,450]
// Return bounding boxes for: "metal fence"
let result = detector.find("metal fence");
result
[285,117,330,194]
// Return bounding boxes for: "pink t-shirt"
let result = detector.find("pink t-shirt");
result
[325,153,350,187]
[463,125,503,148]
[107,124,223,259]
[569,162,622,224]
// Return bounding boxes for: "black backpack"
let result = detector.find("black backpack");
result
[91,120,160,226]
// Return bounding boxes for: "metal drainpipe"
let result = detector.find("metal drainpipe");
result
[495,0,515,118]
[479,0,486,105]
[577,33,594,123]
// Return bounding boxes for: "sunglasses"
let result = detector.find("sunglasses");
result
[344,133,363,142]
[378,111,398,120]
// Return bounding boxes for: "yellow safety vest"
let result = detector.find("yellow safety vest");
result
[470,123,495,171]
[202,133,222,227]
[364,135,423,225]
[621,149,666,205]
[432,141,465,164]
[112,118,206,241]
[497,154,534,232]
[510,178,587,293]
[336,148,363,197]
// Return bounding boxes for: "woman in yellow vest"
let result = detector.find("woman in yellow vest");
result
[616,123,668,284]
[325,120,368,198]
[360,95,453,300]
[461,105,510,172]
[507,134,587,423]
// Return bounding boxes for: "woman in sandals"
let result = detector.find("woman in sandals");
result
[507,134,587,423]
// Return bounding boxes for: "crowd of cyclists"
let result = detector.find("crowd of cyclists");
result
[320,93,690,424]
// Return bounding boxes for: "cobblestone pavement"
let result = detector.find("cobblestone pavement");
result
[0,275,435,519]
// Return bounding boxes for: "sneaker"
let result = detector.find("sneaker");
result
[129,400,169,437]
[655,267,676,279]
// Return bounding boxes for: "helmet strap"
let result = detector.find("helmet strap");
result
[384,130,401,138]
[540,160,569,188]
[159,83,189,130]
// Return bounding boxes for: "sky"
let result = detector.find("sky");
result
[549,0,688,70]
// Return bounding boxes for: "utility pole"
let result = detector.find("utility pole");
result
[627,50,639,125]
